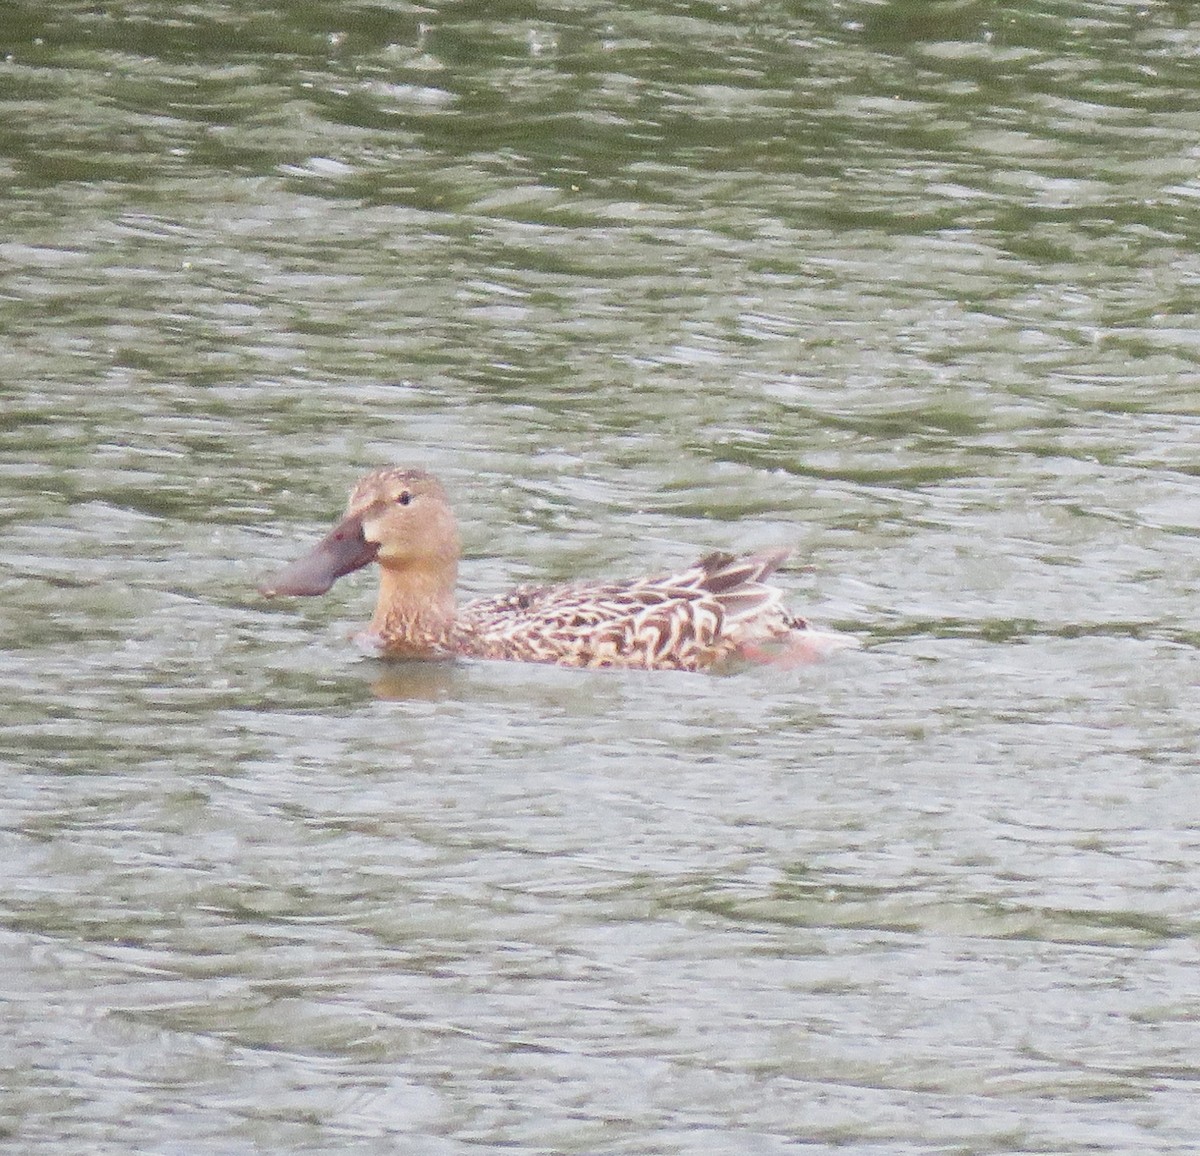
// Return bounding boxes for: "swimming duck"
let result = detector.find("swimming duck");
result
[259,467,856,672]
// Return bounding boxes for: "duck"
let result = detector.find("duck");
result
[259,467,857,672]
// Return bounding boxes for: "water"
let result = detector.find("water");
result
[2,1,1199,1152]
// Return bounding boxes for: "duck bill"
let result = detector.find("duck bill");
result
[259,513,380,597]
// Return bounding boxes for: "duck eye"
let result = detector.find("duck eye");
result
[396,491,412,506]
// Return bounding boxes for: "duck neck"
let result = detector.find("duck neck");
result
[369,561,458,656]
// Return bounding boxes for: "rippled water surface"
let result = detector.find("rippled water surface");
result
[3,2,1199,1153]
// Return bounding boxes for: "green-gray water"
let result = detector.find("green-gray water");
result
[3,2,1198,1152]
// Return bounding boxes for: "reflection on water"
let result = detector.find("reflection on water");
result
[3,2,1200,1153]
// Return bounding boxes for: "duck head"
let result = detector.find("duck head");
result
[259,467,461,599]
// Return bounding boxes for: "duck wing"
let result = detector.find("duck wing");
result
[455,550,796,670]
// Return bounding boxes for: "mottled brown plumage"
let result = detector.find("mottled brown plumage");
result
[259,467,856,672]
